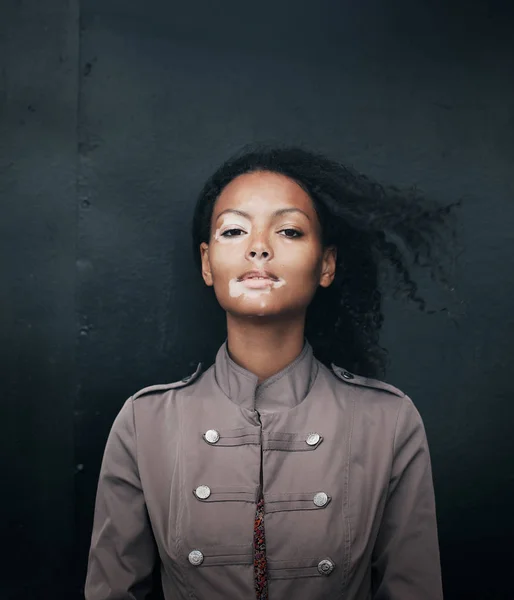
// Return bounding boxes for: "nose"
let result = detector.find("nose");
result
[249,249,269,260]
[246,231,273,262]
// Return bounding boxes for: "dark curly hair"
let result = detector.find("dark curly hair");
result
[191,144,460,378]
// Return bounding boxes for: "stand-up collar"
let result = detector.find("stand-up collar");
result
[213,340,318,413]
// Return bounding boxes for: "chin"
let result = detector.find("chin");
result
[230,306,281,319]
[224,300,285,320]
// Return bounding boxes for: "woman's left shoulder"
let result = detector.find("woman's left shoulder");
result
[327,364,425,436]
[328,363,405,399]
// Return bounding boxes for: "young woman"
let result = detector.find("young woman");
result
[85,146,457,600]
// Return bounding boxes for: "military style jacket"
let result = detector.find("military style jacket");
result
[85,341,443,600]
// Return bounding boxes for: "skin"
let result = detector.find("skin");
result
[200,171,336,382]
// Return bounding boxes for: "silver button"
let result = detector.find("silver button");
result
[204,429,220,444]
[188,549,204,566]
[306,432,321,446]
[317,558,335,575]
[194,485,211,500]
[341,370,354,380]
[313,491,329,507]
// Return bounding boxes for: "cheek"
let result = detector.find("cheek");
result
[209,240,244,279]
[278,246,323,281]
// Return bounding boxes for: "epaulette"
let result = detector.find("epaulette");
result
[132,363,202,401]
[330,364,405,398]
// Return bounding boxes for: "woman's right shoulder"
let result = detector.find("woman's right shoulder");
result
[108,363,205,442]
[131,362,204,402]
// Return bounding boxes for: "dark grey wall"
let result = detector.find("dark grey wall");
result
[0,1,78,598]
[1,1,513,598]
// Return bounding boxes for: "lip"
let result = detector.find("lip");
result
[238,270,279,282]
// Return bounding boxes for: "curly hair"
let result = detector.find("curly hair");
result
[191,144,460,378]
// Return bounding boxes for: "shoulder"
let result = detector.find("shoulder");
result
[328,363,405,399]
[131,362,203,402]
[326,364,428,454]
[327,364,419,445]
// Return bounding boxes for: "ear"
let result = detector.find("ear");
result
[200,242,213,286]
[319,246,337,288]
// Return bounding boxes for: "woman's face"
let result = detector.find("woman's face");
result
[200,171,336,320]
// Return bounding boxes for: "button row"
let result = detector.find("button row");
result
[193,485,330,508]
[202,429,323,446]
[187,549,335,575]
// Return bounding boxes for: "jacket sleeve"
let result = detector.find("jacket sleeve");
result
[85,398,158,600]
[371,396,443,600]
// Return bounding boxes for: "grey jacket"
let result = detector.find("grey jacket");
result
[85,341,443,600]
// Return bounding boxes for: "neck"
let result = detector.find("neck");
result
[226,313,306,383]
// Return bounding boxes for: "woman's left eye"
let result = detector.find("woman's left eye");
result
[279,229,303,238]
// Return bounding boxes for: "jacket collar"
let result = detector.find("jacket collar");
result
[213,340,318,413]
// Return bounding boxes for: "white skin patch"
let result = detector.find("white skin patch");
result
[229,277,286,299]
[213,217,249,244]
[214,214,288,301]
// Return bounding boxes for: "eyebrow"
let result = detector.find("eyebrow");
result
[215,208,311,222]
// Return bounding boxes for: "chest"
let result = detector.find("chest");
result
[137,384,392,599]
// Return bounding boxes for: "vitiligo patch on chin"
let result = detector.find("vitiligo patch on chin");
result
[229,277,286,299]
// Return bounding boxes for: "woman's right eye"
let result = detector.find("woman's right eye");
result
[221,228,246,237]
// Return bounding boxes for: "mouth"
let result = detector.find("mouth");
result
[237,270,279,282]
[229,271,286,297]
[237,270,281,289]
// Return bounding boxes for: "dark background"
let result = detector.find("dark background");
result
[1,0,513,598]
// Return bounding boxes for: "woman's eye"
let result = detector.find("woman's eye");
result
[279,228,303,238]
[221,228,246,237]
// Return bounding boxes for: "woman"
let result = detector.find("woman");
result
[85,146,457,600]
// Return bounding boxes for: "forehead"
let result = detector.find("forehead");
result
[213,171,316,219]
